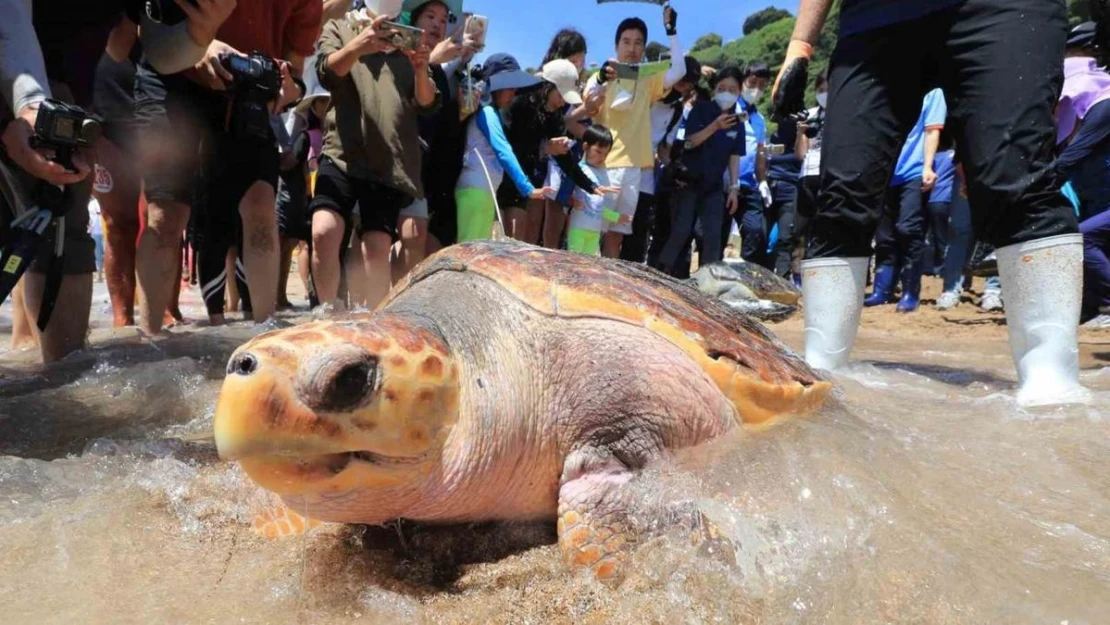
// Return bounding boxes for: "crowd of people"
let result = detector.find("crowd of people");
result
[1,0,1106,406]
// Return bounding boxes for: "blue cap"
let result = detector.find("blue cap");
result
[480,53,542,93]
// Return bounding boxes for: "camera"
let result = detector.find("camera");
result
[218,51,284,141]
[804,115,824,138]
[29,100,103,173]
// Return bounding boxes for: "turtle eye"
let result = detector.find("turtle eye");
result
[320,357,378,413]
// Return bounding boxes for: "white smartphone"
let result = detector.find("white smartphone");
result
[768,144,786,156]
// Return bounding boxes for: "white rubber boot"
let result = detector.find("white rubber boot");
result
[800,257,870,372]
[995,233,1089,407]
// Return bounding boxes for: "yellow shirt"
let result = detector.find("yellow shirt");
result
[586,70,669,170]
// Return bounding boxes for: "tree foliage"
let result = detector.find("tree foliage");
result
[690,2,841,132]
[1069,0,1091,25]
[645,41,668,62]
[691,33,723,52]
[743,7,794,35]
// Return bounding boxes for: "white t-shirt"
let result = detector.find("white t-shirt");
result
[87,197,102,236]
[569,162,614,233]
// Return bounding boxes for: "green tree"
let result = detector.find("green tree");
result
[1069,0,1091,25]
[645,41,668,62]
[743,7,794,35]
[691,33,723,53]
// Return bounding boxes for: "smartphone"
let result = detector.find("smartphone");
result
[768,144,786,156]
[465,14,489,51]
[382,21,425,50]
[448,11,472,44]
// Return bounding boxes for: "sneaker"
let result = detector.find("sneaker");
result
[935,290,961,311]
[1081,314,1110,329]
[980,291,1004,312]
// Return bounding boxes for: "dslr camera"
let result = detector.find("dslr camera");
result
[804,115,824,139]
[30,99,103,173]
[218,51,284,141]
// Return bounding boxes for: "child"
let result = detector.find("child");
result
[456,53,552,242]
[568,125,628,255]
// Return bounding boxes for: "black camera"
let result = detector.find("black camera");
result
[218,51,284,141]
[804,115,824,139]
[29,99,103,173]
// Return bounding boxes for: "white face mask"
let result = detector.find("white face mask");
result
[713,91,739,111]
[816,92,828,109]
[741,86,763,104]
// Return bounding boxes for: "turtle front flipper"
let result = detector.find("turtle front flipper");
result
[557,452,737,586]
[251,506,325,539]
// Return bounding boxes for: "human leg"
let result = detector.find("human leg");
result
[944,0,1083,405]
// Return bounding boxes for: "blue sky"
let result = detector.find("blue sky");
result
[457,0,796,69]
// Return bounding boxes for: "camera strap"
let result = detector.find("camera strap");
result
[0,182,70,330]
[35,216,65,332]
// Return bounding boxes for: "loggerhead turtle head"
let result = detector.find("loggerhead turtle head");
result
[213,316,461,508]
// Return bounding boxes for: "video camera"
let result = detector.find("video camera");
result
[218,51,284,141]
[29,100,103,173]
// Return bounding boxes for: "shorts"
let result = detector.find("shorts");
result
[308,156,410,240]
[496,160,546,210]
[640,166,656,196]
[567,227,601,256]
[0,81,95,276]
[133,63,279,208]
[399,197,429,220]
[427,189,458,246]
[605,167,643,235]
[276,168,310,242]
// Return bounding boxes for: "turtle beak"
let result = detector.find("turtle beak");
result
[213,350,340,462]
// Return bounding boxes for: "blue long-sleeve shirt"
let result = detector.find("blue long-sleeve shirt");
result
[456,104,536,197]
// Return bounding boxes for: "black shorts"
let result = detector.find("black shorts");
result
[308,156,411,240]
[133,63,279,208]
[495,160,546,210]
[93,52,139,158]
[277,167,310,242]
[808,0,1078,259]
[426,187,458,246]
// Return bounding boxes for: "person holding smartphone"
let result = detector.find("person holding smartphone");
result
[308,11,440,311]
[654,66,746,276]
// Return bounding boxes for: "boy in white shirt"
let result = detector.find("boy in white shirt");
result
[568,125,627,255]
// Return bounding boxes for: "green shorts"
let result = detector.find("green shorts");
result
[567,227,601,256]
[455,187,496,243]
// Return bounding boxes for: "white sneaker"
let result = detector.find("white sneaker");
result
[935,290,961,311]
[980,291,1003,312]
[1081,314,1110,329]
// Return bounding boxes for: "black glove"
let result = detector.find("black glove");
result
[664,4,678,37]
[597,60,614,85]
[771,52,810,123]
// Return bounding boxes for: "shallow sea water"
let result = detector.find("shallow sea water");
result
[0,283,1107,625]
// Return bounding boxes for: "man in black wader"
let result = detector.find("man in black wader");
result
[771,0,1088,407]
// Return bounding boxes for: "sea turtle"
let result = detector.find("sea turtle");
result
[213,240,832,584]
[688,259,802,322]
